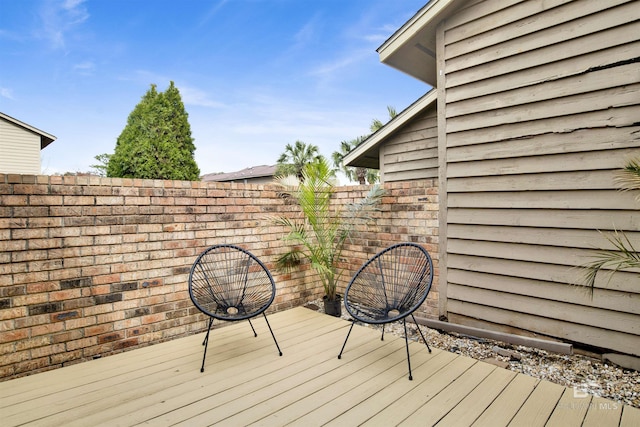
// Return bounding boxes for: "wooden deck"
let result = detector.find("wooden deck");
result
[1,307,638,426]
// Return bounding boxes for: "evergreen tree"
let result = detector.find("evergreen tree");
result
[90,153,111,177]
[107,81,200,180]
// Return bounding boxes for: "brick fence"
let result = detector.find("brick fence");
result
[0,174,438,380]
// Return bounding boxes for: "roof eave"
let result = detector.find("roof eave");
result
[0,112,57,150]
[344,90,437,168]
[377,0,463,86]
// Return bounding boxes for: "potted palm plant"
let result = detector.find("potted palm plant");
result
[271,158,385,316]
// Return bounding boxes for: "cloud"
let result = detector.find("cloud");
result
[292,14,322,48]
[196,0,230,28]
[39,0,90,49]
[0,87,14,100]
[361,24,399,44]
[308,48,371,77]
[178,85,226,108]
[125,71,226,109]
[73,61,95,75]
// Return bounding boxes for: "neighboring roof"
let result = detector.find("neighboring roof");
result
[343,89,437,169]
[201,164,277,182]
[0,112,56,149]
[377,0,466,86]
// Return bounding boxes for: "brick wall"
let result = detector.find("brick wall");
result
[0,174,438,380]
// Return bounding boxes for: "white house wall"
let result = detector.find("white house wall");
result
[0,118,41,175]
[438,0,640,355]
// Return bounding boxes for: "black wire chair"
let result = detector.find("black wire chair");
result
[338,242,434,380]
[188,244,282,372]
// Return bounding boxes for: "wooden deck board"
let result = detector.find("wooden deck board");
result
[620,405,640,426]
[435,367,517,426]
[582,396,624,427]
[0,306,633,427]
[399,361,496,425]
[545,388,593,427]
[509,380,566,426]
[471,372,540,427]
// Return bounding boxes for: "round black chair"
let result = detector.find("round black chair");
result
[338,242,434,380]
[189,244,282,372]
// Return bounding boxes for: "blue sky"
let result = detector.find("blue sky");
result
[0,0,430,180]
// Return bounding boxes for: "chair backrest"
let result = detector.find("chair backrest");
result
[189,244,276,321]
[344,242,433,324]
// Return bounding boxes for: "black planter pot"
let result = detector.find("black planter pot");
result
[323,295,342,317]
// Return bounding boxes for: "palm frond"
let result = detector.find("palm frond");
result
[615,157,640,202]
[268,158,385,301]
[577,157,640,297]
[579,229,640,297]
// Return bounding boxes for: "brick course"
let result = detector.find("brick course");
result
[0,174,438,380]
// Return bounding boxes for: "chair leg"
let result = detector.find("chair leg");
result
[338,321,356,359]
[262,312,283,356]
[411,314,431,353]
[248,318,258,337]
[381,324,385,341]
[200,317,214,373]
[403,318,413,381]
[202,317,213,346]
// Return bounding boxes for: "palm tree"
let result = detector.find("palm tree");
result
[332,136,378,185]
[276,140,323,181]
[270,158,385,304]
[331,106,398,185]
[580,157,640,295]
[370,106,398,132]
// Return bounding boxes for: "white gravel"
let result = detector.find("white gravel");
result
[304,301,640,408]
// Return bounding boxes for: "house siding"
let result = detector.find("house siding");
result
[0,119,41,175]
[381,107,438,182]
[439,0,639,355]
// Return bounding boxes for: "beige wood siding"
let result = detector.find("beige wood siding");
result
[381,107,438,182]
[0,119,41,175]
[440,0,640,355]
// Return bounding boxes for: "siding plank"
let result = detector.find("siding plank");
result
[447,105,640,147]
[447,126,640,161]
[447,39,640,100]
[447,84,639,134]
[448,190,638,209]
[447,170,619,192]
[447,283,639,335]
[445,0,623,56]
[447,300,640,355]
[448,269,640,315]
[448,255,637,294]
[447,63,640,119]
[447,148,634,178]
[384,157,439,173]
[444,0,523,35]
[0,120,41,175]
[447,224,640,251]
[446,2,640,75]
[447,208,639,229]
